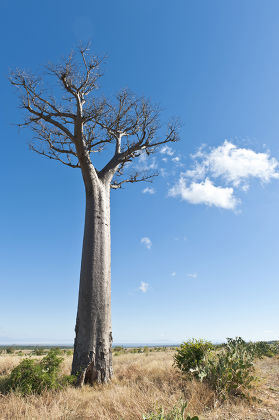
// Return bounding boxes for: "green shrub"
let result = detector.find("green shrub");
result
[247,341,276,359]
[143,401,198,420]
[40,349,63,374]
[32,347,46,356]
[2,349,74,395]
[129,347,144,354]
[193,337,256,399]
[174,339,213,373]
[113,346,124,352]
[51,347,63,355]
[270,342,279,355]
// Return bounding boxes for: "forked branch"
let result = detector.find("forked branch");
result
[10,45,180,188]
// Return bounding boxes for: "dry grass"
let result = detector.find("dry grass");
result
[0,350,278,419]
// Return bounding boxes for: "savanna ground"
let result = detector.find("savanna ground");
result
[0,348,278,420]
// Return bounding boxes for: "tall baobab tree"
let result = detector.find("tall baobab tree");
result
[10,46,179,386]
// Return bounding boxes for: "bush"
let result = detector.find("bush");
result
[174,337,261,399]
[113,346,123,351]
[247,341,276,359]
[143,401,198,420]
[40,349,63,374]
[113,347,125,356]
[270,342,279,355]
[32,347,46,356]
[193,337,256,399]
[174,339,213,373]
[2,349,74,395]
[51,347,64,355]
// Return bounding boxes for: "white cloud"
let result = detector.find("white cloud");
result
[141,237,152,250]
[170,140,279,211]
[160,145,174,156]
[172,156,180,162]
[135,153,157,171]
[187,140,279,186]
[142,187,155,194]
[187,273,198,278]
[171,272,176,277]
[241,184,250,192]
[139,281,149,293]
[169,177,238,210]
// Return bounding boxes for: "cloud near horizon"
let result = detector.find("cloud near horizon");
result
[169,141,279,210]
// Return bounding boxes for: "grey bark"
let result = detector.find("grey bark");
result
[71,178,113,385]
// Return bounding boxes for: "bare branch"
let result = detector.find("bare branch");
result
[97,91,180,180]
[10,45,180,188]
[30,143,80,168]
[110,172,157,189]
[10,70,75,121]
[32,122,76,154]
[46,45,104,99]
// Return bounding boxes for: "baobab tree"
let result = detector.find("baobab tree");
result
[10,46,179,386]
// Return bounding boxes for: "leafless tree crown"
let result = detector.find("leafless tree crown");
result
[10,45,180,189]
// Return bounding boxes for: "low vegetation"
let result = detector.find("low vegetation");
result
[0,349,74,395]
[143,401,198,420]
[174,337,279,400]
[173,339,213,373]
[0,340,278,419]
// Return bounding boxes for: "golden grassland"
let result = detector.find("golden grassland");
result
[0,349,278,419]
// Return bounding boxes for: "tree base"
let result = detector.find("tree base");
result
[72,339,113,386]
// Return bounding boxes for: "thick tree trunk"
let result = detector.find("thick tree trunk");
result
[71,178,113,386]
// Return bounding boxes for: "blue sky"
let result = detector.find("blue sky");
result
[1,0,279,344]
